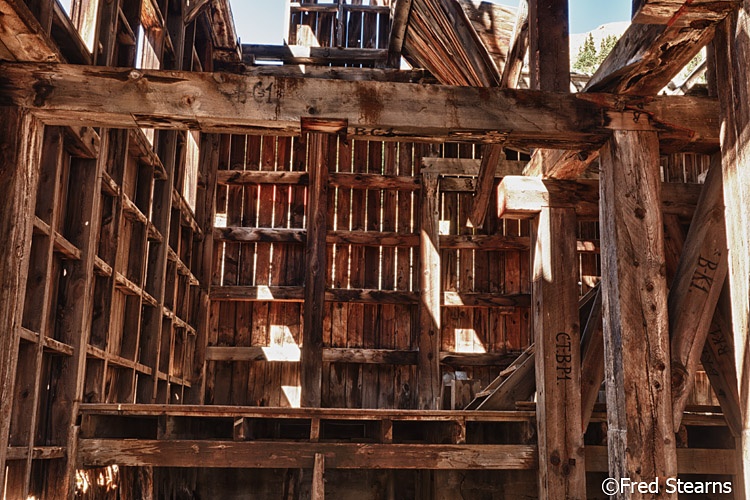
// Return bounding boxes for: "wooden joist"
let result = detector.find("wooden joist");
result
[499,0,529,88]
[497,176,701,220]
[387,0,414,68]
[0,62,721,148]
[241,65,433,83]
[632,0,739,25]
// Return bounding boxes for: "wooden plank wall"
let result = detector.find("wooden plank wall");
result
[206,139,534,409]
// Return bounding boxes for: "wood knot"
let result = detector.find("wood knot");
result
[634,206,646,219]
[645,282,654,292]
[549,452,561,466]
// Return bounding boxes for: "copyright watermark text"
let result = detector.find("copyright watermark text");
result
[601,477,732,496]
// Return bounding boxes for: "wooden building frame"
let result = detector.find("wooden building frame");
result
[0,0,749,498]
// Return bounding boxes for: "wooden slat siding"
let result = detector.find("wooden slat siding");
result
[457,144,476,383]
[714,16,750,492]
[0,107,43,494]
[530,204,585,499]
[347,0,363,50]
[378,141,398,409]
[213,300,235,405]
[361,140,380,409]
[43,149,104,498]
[580,286,604,430]
[0,64,721,150]
[599,130,677,496]
[670,157,728,429]
[347,139,367,409]
[301,120,345,408]
[418,171,441,410]
[240,135,261,287]
[79,439,538,469]
[396,142,415,409]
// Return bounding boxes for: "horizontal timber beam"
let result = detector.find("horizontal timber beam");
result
[0,63,719,148]
[209,286,530,309]
[76,438,734,474]
[242,45,388,65]
[205,346,522,366]
[497,176,700,220]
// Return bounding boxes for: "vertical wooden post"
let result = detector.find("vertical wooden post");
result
[301,118,347,408]
[531,205,586,499]
[599,130,677,498]
[0,106,43,492]
[528,0,570,92]
[418,171,441,410]
[714,11,750,495]
[312,452,326,500]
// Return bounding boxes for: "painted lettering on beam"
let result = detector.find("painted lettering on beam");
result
[690,253,720,293]
[556,332,572,381]
[353,127,395,137]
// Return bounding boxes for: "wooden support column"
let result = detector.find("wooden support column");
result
[714,10,750,495]
[468,145,505,229]
[528,0,570,92]
[497,175,585,498]
[669,157,729,427]
[599,130,677,497]
[530,209,585,499]
[312,453,326,500]
[301,118,347,408]
[0,106,43,492]
[418,171,441,410]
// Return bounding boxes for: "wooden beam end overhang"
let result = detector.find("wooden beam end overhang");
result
[497,176,701,220]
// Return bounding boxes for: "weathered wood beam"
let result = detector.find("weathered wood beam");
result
[599,130,677,495]
[79,439,539,469]
[530,205,585,498]
[632,0,739,25]
[468,145,505,229]
[386,0,413,68]
[312,453,325,500]
[499,0,529,88]
[0,62,720,148]
[242,65,433,83]
[497,176,701,221]
[205,346,521,367]
[714,11,750,492]
[184,0,211,24]
[579,286,604,430]
[669,157,729,429]
[420,157,527,176]
[301,118,345,407]
[0,0,61,62]
[418,172,441,410]
[242,45,388,65]
[528,0,569,92]
[0,107,43,492]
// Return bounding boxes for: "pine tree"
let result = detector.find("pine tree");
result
[573,33,597,74]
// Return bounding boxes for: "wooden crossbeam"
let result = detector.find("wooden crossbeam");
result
[669,157,729,429]
[242,45,388,65]
[632,0,739,25]
[0,62,720,148]
[497,176,701,220]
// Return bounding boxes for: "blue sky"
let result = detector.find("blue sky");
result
[229,0,631,45]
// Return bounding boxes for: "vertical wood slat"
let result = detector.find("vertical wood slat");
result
[0,106,44,497]
[418,171,440,410]
[45,143,105,500]
[301,119,347,408]
[599,129,677,498]
[531,205,586,499]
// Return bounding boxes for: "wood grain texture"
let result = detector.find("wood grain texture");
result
[599,130,677,497]
[714,11,750,493]
[669,157,729,429]
[0,63,720,149]
[531,206,585,500]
